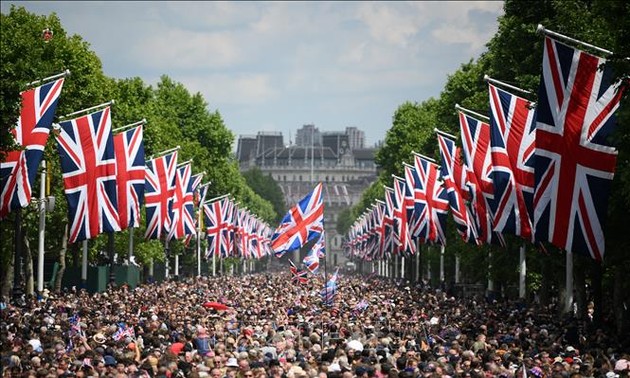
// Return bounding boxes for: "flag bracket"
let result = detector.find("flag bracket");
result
[23,70,70,91]
[537,24,613,56]
[455,104,490,122]
[113,119,147,133]
[59,100,114,120]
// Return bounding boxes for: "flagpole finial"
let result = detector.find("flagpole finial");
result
[483,74,490,82]
[537,24,545,35]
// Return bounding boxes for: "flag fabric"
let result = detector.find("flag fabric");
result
[392,176,416,255]
[459,112,504,246]
[1,77,65,220]
[352,299,369,316]
[113,125,145,230]
[437,133,478,244]
[144,151,178,240]
[112,323,135,341]
[167,163,196,241]
[56,107,120,243]
[382,189,397,259]
[204,197,233,258]
[303,233,323,274]
[533,36,625,260]
[488,83,536,240]
[412,155,450,245]
[320,268,339,306]
[271,182,324,256]
[403,164,429,240]
[289,260,308,284]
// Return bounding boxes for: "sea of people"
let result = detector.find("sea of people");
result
[1,270,629,378]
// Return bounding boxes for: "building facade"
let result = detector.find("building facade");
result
[237,126,378,268]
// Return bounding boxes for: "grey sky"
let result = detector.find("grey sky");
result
[2,1,504,147]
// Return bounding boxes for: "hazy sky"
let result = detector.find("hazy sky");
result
[2,1,504,147]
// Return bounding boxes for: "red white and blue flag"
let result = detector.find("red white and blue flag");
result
[203,197,233,258]
[392,176,416,255]
[1,77,65,220]
[320,268,339,306]
[289,259,308,284]
[303,232,324,274]
[488,84,536,240]
[144,151,178,240]
[413,154,449,245]
[403,164,429,240]
[533,36,625,260]
[459,112,504,246]
[271,182,324,256]
[56,107,120,243]
[437,132,478,244]
[113,126,145,230]
[167,163,196,241]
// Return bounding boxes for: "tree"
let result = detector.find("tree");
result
[242,167,286,223]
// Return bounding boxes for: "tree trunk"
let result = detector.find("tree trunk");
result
[54,223,68,293]
[24,229,34,297]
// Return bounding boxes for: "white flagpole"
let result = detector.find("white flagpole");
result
[519,243,527,299]
[565,249,574,313]
[455,103,490,122]
[113,118,146,133]
[483,75,533,96]
[81,240,88,288]
[148,145,180,160]
[440,245,445,283]
[537,24,613,56]
[24,69,71,89]
[36,161,47,293]
[59,100,114,120]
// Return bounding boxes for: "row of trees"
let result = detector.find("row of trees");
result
[0,6,280,297]
[339,0,629,334]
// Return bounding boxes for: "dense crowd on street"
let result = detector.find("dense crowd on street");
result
[1,271,629,378]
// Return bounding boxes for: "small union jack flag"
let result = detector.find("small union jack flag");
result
[1,77,65,220]
[392,176,416,255]
[113,126,145,230]
[144,151,178,240]
[204,197,233,258]
[167,163,196,241]
[56,107,120,243]
[534,36,625,260]
[437,132,478,244]
[289,260,308,284]
[412,154,449,245]
[271,183,324,256]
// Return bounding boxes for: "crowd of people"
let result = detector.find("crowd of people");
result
[1,270,629,378]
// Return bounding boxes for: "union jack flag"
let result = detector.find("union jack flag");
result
[534,36,625,261]
[271,182,324,256]
[403,164,429,240]
[113,126,145,230]
[1,77,65,220]
[459,112,504,246]
[437,132,478,244]
[373,201,387,259]
[413,154,449,245]
[204,197,233,258]
[320,268,339,306]
[488,84,536,240]
[352,299,369,316]
[303,233,324,274]
[392,176,416,255]
[382,189,397,259]
[56,107,120,243]
[112,323,135,341]
[167,163,196,241]
[144,151,178,240]
[289,259,308,284]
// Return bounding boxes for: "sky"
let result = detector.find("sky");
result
[2,1,504,148]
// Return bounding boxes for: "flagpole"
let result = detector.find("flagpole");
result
[81,240,88,289]
[411,151,438,164]
[519,243,527,299]
[148,145,181,160]
[434,128,457,140]
[483,75,533,96]
[36,160,47,294]
[113,118,146,133]
[24,69,70,89]
[204,193,230,204]
[177,159,193,168]
[59,100,114,120]
[455,103,490,122]
[537,24,613,56]
[12,208,24,302]
[565,249,574,313]
[197,182,211,277]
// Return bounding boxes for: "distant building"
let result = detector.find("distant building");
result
[237,126,378,268]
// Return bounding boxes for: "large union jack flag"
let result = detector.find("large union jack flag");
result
[1,78,65,220]
[56,107,120,243]
[204,197,233,258]
[459,112,504,246]
[167,163,196,241]
[144,151,178,240]
[488,84,536,240]
[113,126,145,230]
[413,154,449,245]
[271,182,324,256]
[437,132,478,244]
[534,36,625,261]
